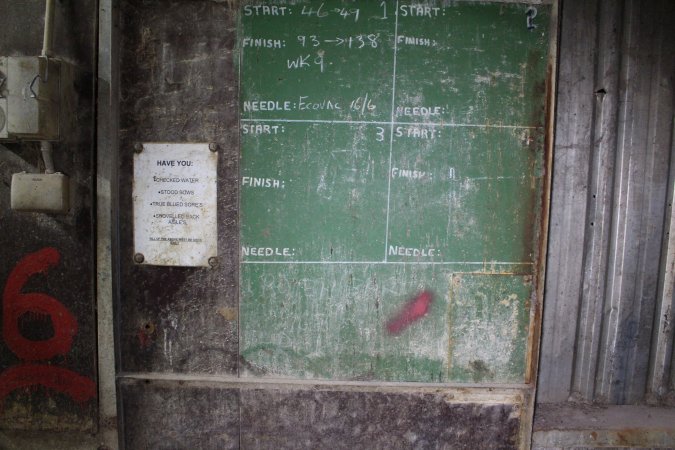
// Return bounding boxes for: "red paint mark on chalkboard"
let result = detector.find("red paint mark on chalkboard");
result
[0,248,95,404]
[386,290,434,335]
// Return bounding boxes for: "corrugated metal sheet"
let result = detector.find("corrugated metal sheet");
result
[538,0,675,405]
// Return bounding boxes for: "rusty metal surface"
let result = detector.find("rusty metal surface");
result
[117,0,239,374]
[0,0,97,433]
[538,0,675,405]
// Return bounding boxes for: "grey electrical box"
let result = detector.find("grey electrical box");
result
[0,55,70,142]
[11,172,70,214]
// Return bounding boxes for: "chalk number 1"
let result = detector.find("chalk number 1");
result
[380,1,388,20]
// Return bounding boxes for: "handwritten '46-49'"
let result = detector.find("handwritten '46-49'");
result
[301,4,360,22]
[300,2,393,21]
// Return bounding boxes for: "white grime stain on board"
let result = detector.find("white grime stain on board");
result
[452,292,518,378]
[474,71,520,86]
[316,169,331,200]
[439,77,459,93]
[447,177,478,239]
[163,326,173,367]
[450,274,529,382]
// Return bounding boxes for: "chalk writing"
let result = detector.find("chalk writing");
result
[394,126,439,139]
[243,5,289,16]
[395,106,444,117]
[243,100,292,112]
[287,54,325,72]
[332,6,360,21]
[300,4,360,22]
[398,5,443,18]
[298,96,340,111]
[391,167,432,180]
[237,0,550,384]
[397,35,436,47]
[300,4,328,19]
[388,246,437,257]
[242,247,295,257]
[242,38,285,48]
[239,0,548,266]
[298,34,380,49]
[241,177,285,189]
[243,98,345,113]
[241,124,285,135]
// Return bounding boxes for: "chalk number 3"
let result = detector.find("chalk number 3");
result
[376,126,385,142]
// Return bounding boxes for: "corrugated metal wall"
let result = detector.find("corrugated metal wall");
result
[538,0,675,405]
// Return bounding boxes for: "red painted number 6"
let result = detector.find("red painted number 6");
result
[0,248,95,403]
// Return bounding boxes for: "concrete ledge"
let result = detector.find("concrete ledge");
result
[533,403,675,448]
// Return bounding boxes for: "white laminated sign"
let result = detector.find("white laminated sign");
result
[133,143,218,267]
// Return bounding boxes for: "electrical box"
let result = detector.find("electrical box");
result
[0,56,68,141]
[10,172,69,214]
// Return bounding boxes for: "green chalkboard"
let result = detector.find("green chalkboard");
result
[239,0,549,383]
